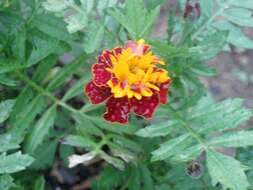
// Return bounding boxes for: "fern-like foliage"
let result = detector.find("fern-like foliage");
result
[179,0,253,51]
[137,96,253,190]
[1,0,253,189]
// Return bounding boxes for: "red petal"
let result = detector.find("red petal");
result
[97,48,123,67]
[125,41,150,56]
[104,97,130,124]
[130,94,159,119]
[92,63,111,86]
[158,81,170,104]
[85,81,111,104]
[97,50,112,67]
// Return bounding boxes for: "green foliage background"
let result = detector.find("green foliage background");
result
[0,0,253,189]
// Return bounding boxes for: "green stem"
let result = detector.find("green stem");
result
[168,105,207,148]
[15,71,78,114]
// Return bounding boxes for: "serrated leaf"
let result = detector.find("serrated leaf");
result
[0,59,25,74]
[193,31,228,60]
[84,22,104,53]
[193,0,253,50]
[42,0,71,12]
[0,74,18,86]
[31,140,57,169]
[63,135,96,149]
[0,152,34,174]
[100,152,125,170]
[0,175,14,190]
[42,0,88,33]
[109,0,160,39]
[47,54,87,91]
[151,134,193,161]
[10,95,45,136]
[32,14,72,42]
[150,97,253,162]
[63,75,91,101]
[0,99,15,123]
[231,0,253,9]
[64,13,88,33]
[136,120,180,137]
[27,33,69,66]
[207,150,250,190]
[25,105,57,154]
[224,8,253,27]
[0,133,22,153]
[207,131,253,148]
[97,0,117,14]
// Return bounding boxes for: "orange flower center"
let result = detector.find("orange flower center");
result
[106,40,170,100]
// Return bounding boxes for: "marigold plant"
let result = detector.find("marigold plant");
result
[0,0,253,190]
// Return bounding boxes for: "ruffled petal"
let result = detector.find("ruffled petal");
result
[85,81,111,104]
[130,93,159,119]
[92,63,112,86]
[103,97,130,124]
[97,48,123,67]
[158,81,171,104]
[125,40,150,56]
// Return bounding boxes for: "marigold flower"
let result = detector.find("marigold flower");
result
[85,39,171,124]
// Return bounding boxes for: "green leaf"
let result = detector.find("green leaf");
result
[26,33,68,66]
[63,135,96,149]
[151,134,193,161]
[145,0,165,9]
[42,0,88,33]
[190,63,217,76]
[139,165,154,190]
[63,75,91,101]
[47,54,87,91]
[0,59,25,74]
[0,133,22,153]
[109,0,160,39]
[224,8,253,27]
[193,0,253,50]
[231,0,253,9]
[188,98,253,133]
[0,152,34,174]
[10,95,45,136]
[31,140,57,169]
[214,21,253,49]
[64,13,88,33]
[84,22,104,53]
[100,151,125,170]
[13,26,26,62]
[207,131,253,148]
[0,175,14,190]
[150,97,253,162]
[192,31,228,60]
[207,150,249,190]
[0,99,15,123]
[33,176,45,190]
[0,74,18,86]
[32,14,72,42]
[97,0,117,14]
[25,105,57,154]
[136,120,180,137]
[42,0,71,12]
[199,0,213,17]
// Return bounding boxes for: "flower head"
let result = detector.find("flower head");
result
[85,40,171,124]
